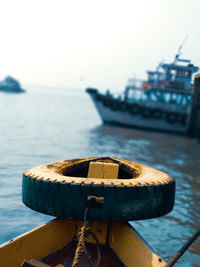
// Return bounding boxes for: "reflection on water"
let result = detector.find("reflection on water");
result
[0,87,199,266]
[88,125,200,265]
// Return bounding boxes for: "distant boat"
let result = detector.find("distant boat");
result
[0,76,25,93]
[86,49,199,135]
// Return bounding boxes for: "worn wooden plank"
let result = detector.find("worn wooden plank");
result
[22,259,51,267]
[22,259,64,267]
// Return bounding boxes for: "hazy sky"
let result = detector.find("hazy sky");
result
[0,0,199,91]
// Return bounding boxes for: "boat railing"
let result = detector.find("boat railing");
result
[125,86,192,113]
[126,96,190,113]
[127,78,144,88]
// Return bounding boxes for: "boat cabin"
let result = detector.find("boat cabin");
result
[124,53,198,109]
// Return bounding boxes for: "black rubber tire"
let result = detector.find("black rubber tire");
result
[181,114,187,125]
[166,113,178,124]
[22,157,175,222]
[176,114,187,125]
[129,104,140,115]
[110,100,119,111]
[152,109,163,119]
[119,102,129,112]
[141,108,152,118]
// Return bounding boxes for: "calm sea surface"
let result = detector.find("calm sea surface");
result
[0,85,199,266]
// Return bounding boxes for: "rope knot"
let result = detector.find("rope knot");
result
[71,204,101,267]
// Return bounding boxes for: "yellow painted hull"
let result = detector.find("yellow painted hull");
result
[0,218,166,267]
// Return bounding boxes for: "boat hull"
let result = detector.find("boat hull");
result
[0,87,25,93]
[0,218,166,267]
[88,93,188,134]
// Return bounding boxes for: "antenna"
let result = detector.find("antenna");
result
[174,36,189,63]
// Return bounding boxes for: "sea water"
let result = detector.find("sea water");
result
[0,85,199,266]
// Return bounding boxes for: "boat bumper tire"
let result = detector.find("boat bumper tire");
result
[22,157,175,222]
[129,104,140,115]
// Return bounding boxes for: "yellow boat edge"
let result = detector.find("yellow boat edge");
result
[0,218,167,267]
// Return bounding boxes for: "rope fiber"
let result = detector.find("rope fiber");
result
[71,202,101,267]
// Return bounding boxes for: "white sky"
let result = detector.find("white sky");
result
[0,0,199,91]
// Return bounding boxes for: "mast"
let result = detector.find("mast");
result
[173,37,189,64]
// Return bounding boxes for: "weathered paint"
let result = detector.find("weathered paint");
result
[0,219,107,267]
[22,157,175,221]
[0,218,166,267]
[23,157,173,187]
[88,93,188,134]
[109,222,166,267]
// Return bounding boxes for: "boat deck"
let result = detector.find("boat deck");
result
[0,219,166,267]
[42,241,124,267]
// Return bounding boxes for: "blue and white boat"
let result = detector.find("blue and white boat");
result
[87,50,199,134]
[0,76,25,93]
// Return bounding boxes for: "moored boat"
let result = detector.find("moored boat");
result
[0,157,175,266]
[0,76,25,93]
[86,49,199,135]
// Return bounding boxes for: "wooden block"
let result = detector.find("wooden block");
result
[87,162,119,179]
[22,259,51,267]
